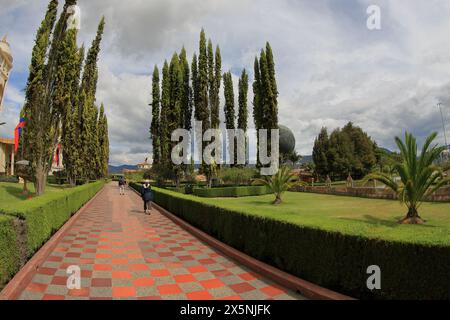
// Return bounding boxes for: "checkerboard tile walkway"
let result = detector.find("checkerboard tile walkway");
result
[17,183,305,300]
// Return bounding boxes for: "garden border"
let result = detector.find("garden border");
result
[0,183,107,300]
[130,185,353,300]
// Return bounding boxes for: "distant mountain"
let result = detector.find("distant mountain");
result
[108,165,138,174]
[300,155,313,164]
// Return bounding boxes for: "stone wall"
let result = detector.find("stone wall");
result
[290,185,450,202]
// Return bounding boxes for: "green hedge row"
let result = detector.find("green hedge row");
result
[0,215,20,287]
[0,181,105,256]
[0,181,105,288]
[139,186,450,300]
[193,186,271,198]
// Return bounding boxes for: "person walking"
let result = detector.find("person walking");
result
[118,176,126,195]
[141,180,153,215]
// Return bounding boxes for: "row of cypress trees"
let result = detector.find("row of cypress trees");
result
[20,0,109,194]
[150,29,278,183]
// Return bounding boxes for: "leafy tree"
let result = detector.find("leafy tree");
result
[22,0,61,195]
[312,127,329,178]
[151,65,161,165]
[365,132,450,224]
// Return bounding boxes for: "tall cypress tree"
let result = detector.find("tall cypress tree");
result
[252,57,263,166]
[238,69,249,132]
[223,72,236,165]
[151,65,161,165]
[191,53,199,121]
[160,60,170,164]
[208,39,219,129]
[59,29,81,186]
[22,0,60,195]
[168,53,183,186]
[197,30,209,127]
[179,48,192,131]
[78,17,105,181]
[97,104,109,178]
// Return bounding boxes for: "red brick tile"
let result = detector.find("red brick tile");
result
[150,269,170,277]
[94,264,112,271]
[186,291,213,300]
[230,283,256,294]
[27,282,48,293]
[199,258,216,265]
[134,278,155,286]
[200,279,224,289]
[37,267,57,275]
[51,276,67,286]
[219,295,242,300]
[261,285,285,297]
[96,253,112,259]
[43,294,65,300]
[113,287,136,298]
[212,270,233,277]
[238,272,257,281]
[129,264,149,271]
[112,258,128,264]
[68,288,90,297]
[158,284,182,295]
[187,266,208,273]
[66,252,81,258]
[112,271,132,279]
[174,274,196,283]
[91,278,112,287]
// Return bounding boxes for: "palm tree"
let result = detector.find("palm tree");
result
[365,132,450,224]
[254,166,304,204]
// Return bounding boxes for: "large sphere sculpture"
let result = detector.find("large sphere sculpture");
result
[279,125,296,155]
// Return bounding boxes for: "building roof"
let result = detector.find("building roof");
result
[0,35,13,65]
[0,137,14,145]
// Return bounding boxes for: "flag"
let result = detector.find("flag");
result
[14,118,25,153]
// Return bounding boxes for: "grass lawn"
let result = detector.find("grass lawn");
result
[169,190,450,246]
[0,182,69,211]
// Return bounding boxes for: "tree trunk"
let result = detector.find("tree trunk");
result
[398,207,425,224]
[22,179,29,196]
[34,162,47,196]
[273,195,282,205]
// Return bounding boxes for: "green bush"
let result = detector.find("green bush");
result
[193,186,271,198]
[0,176,19,183]
[219,167,258,186]
[148,187,450,300]
[0,215,20,288]
[0,181,105,257]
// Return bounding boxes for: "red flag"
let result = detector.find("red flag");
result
[14,119,25,153]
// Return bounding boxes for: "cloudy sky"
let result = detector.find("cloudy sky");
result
[1,0,450,165]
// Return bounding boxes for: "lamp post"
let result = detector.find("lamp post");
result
[438,103,448,148]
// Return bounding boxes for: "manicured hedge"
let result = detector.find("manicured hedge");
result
[0,215,20,288]
[0,181,105,257]
[193,186,271,198]
[140,186,450,300]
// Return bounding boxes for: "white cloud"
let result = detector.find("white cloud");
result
[1,0,450,164]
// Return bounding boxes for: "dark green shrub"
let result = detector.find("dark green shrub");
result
[219,167,258,186]
[1,181,105,256]
[193,186,271,198]
[0,176,19,183]
[0,215,20,288]
[150,187,450,300]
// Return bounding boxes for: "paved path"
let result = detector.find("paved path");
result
[17,183,304,300]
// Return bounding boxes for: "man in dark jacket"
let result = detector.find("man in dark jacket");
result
[141,180,153,215]
[118,176,126,195]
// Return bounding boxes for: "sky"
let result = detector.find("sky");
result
[1,0,450,165]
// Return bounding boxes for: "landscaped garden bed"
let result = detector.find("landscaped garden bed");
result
[130,183,450,299]
[0,180,105,288]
